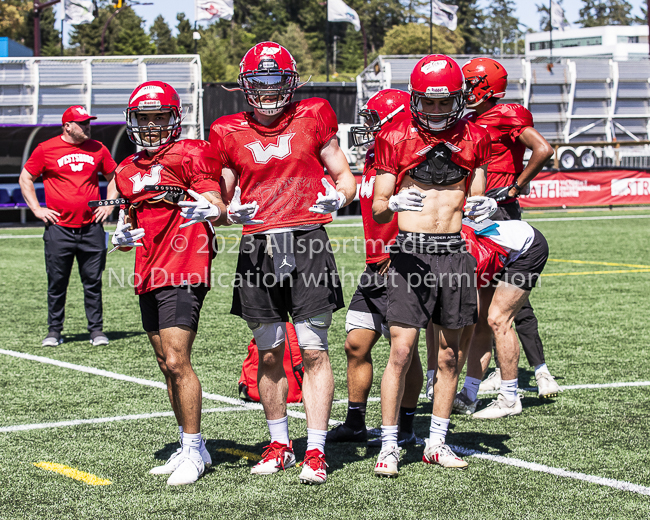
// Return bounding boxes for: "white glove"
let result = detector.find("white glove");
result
[111,209,145,248]
[227,186,264,225]
[463,195,498,223]
[308,178,347,215]
[388,188,426,212]
[178,189,221,229]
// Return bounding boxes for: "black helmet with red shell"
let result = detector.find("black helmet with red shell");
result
[409,54,466,133]
[462,57,508,108]
[125,81,183,150]
[350,89,411,147]
[238,42,300,116]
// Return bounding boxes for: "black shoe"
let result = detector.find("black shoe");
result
[367,430,417,447]
[326,423,367,443]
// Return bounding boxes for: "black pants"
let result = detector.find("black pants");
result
[492,200,545,367]
[43,223,107,334]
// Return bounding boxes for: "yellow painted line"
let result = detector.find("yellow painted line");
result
[216,448,261,461]
[33,461,111,486]
[548,259,650,269]
[543,269,650,277]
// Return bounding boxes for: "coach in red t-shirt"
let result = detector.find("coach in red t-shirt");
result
[19,105,119,347]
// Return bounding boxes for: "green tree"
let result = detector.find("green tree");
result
[150,15,176,55]
[0,0,30,42]
[198,22,256,82]
[18,4,61,56]
[579,0,635,27]
[483,0,522,56]
[271,23,317,77]
[338,25,364,73]
[377,22,465,55]
[454,0,487,54]
[176,13,194,53]
[70,4,152,56]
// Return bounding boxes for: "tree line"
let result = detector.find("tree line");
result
[0,0,645,82]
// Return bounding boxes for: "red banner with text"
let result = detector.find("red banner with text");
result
[519,170,650,208]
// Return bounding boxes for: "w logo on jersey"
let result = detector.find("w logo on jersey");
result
[130,164,163,193]
[359,175,375,199]
[70,163,84,172]
[245,134,295,164]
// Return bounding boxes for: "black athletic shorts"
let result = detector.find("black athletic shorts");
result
[139,284,209,333]
[495,228,548,292]
[348,262,389,320]
[492,200,522,221]
[386,234,478,330]
[231,226,345,323]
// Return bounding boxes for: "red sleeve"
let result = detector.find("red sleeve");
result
[316,101,338,147]
[475,132,491,168]
[208,127,232,170]
[24,144,45,178]
[101,145,118,175]
[509,106,534,140]
[184,144,223,194]
[373,132,397,175]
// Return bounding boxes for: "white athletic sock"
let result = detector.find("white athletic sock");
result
[306,428,327,454]
[500,378,518,403]
[463,376,481,401]
[429,415,450,446]
[183,432,201,455]
[381,425,399,451]
[178,425,183,446]
[535,363,550,376]
[267,416,290,446]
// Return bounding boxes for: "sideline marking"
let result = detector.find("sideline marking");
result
[449,445,650,496]
[0,348,332,425]
[33,462,111,486]
[547,259,650,269]
[0,234,42,239]
[543,268,650,277]
[0,407,249,433]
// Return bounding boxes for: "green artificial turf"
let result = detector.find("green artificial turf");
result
[0,209,649,519]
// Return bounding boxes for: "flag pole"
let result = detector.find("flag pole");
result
[326,21,330,82]
[549,0,553,64]
[429,0,433,54]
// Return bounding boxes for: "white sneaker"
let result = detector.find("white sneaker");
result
[167,451,205,486]
[299,449,328,485]
[150,438,211,475]
[422,440,468,469]
[452,388,481,415]
[536,371,561,399]
[251,441,296,475]
[479,368,501,392]
[425,373,434,401]
[89,332,109,346]
[472,392,522,419]
[374,446,400,477]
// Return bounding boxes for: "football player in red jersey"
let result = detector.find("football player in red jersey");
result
[460,58,560,405]
[209,42,356,485]
[372,55,493,476]
[326,89,424,446]
[113,81,227,486]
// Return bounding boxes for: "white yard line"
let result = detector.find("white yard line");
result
[524,214,650,222]
[449,444,650,496]
[0,234,42,239]
[0,407,249,433]
[0,348,331,424]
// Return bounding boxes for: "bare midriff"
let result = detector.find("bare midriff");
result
[397,176,466,234]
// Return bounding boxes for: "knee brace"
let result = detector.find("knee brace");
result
[294,311,332,350]
[246,321,286,350]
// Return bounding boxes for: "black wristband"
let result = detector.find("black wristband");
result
[512,182,522,195]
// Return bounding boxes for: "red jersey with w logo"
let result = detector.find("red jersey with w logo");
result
[209,98,339,235]
[114,140,222,294]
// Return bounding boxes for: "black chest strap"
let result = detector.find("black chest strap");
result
[408,142,470,186]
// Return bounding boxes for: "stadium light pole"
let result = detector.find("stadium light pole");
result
[33,0,62,57]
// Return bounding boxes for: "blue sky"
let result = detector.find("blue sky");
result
[53,0,647,45]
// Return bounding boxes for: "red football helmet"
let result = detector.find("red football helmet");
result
[409,54,466,132]
[126,81,182,150]
[238,42,300,116]
[350,89,411,147]
[462,57,508,108]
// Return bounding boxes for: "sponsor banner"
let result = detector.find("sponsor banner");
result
[519,170,650,208]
